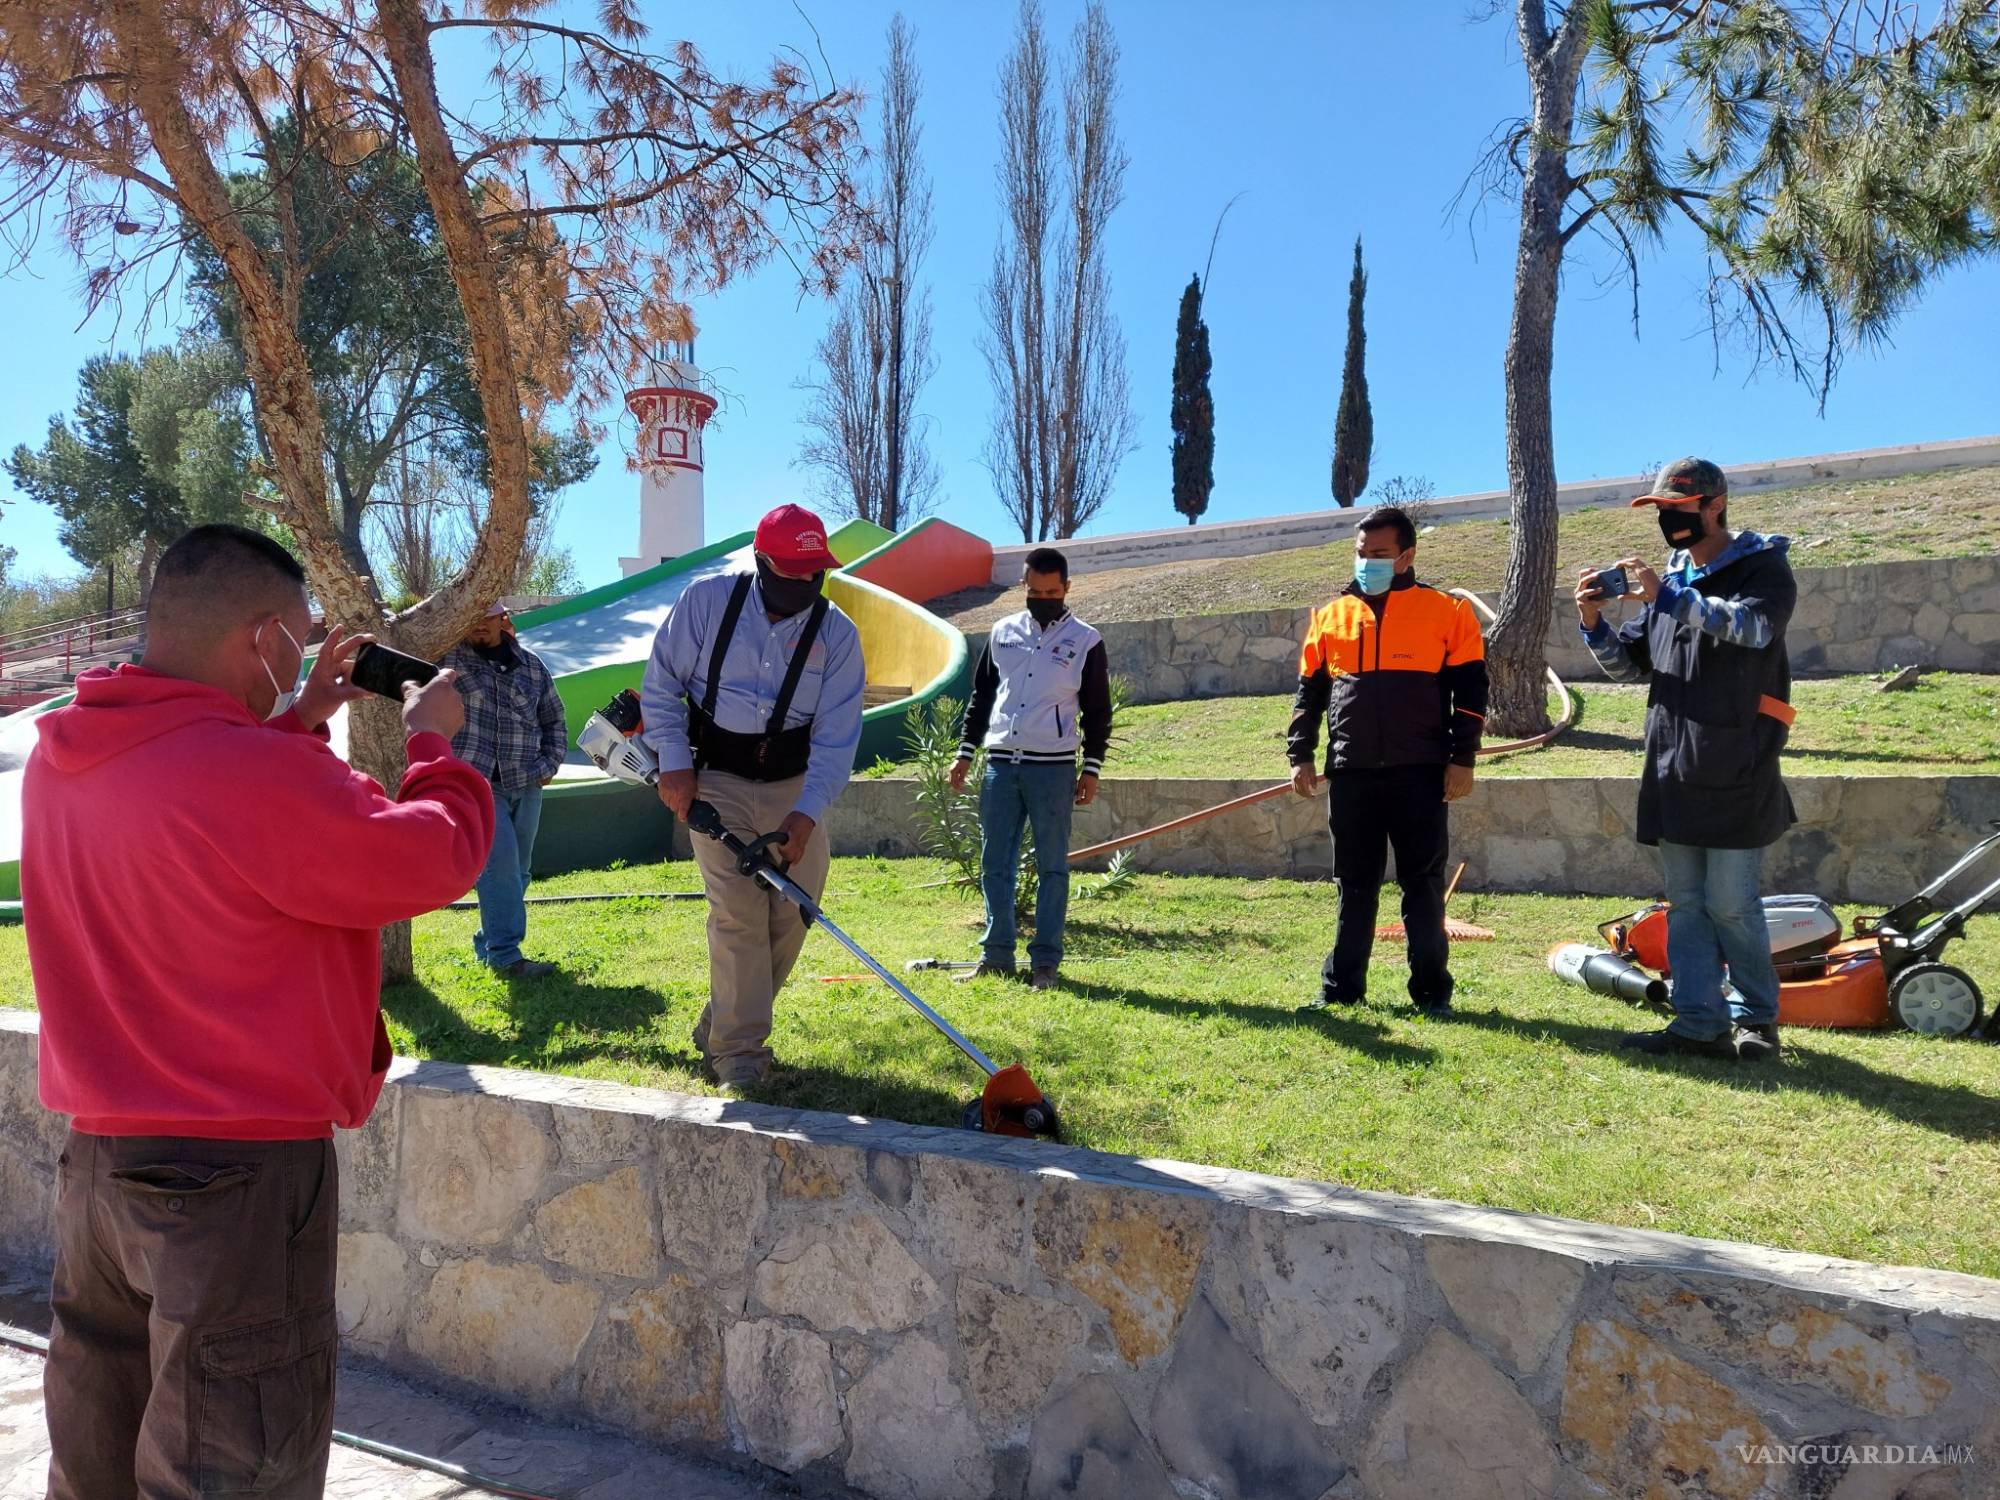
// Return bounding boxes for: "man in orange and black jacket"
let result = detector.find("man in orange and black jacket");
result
[1287,505,1487,1017]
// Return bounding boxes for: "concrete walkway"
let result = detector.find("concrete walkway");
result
[0,1271,790,1500]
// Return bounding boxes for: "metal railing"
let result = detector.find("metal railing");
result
[0,604,148,683]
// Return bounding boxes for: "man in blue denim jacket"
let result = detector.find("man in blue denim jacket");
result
[1576,458,1797,1063]
[442,602,569,979]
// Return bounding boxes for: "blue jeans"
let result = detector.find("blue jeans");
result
[978,760,1074,971]
[473,783,544,970]
[1658,840,1781,1038]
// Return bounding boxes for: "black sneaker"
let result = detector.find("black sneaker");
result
[1298,990,1362,1014]
[1415,1001,1455,1020]
[1735,1024,1783,1063]
[1618,1027,1738,1060]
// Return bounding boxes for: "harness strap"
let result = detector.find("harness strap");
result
[767,595,830,735]
[700,574,755,717]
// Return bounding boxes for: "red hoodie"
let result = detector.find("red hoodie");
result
[22,665,494,1139]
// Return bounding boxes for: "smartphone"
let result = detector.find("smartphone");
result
[1590,565,1629,600]
[349,642,440,700]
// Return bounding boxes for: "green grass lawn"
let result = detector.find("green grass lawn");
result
[858,672,2000,781]
[932,464,2000,629]
[6,860,1998,1276]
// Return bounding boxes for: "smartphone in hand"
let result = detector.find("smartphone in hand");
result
[349,643,440,700]
[1589,565,1630,600]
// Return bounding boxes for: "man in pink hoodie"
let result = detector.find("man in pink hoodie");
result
[22,524,493,1499]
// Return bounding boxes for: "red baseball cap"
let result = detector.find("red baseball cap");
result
[754,503,841,571]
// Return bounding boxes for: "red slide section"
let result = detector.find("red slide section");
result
[845,518,993,605]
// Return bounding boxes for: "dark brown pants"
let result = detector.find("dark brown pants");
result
[43,1130,339,1500]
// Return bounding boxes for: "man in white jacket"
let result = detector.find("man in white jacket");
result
[948,547,1113,989]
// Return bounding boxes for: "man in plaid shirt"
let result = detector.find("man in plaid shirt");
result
[442,602,568,978]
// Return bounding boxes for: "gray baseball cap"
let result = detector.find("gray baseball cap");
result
[1631,457,1727,506]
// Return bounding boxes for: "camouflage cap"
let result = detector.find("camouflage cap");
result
[1630,456,1727,507]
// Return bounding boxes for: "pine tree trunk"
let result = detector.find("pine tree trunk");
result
[1487,7,1590,738]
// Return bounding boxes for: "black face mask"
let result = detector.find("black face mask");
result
[470,636,518,666]
[1026,597,1068,627]
[756,558,824,618]
[1658,507,1708,549]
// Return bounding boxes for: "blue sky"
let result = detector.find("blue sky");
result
[3,1,1995,586]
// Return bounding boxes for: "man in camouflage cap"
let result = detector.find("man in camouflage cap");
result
[1575,457,1798,1063]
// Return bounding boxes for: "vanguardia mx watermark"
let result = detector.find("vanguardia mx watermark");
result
[1739,1443,1978,1467]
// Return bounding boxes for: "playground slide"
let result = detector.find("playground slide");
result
[0,520,969,898]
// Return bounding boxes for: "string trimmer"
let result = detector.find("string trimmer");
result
[683,800,1062,1140]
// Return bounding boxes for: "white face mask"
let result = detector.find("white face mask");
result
[256,619,307,720]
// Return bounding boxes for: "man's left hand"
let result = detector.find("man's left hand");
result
[776,811,817,867]
[294,625,374,731]
[1618,556,1663,604]
[1074,772,1099,807]
[1443,763,1476,803]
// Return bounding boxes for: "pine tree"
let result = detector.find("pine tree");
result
[1330,238,1371,508]
[1169,274,1214,526]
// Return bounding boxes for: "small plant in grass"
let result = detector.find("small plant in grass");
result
[905,681,1137,916]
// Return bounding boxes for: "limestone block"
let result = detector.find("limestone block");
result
[1360,1330,1561,1500]
[1150,1297,1345,1499]
[1954,612,2000,647]
[1934,633,1991,672]
[1250,1214,1409,1426]
[0,1152,52,1263]
[1847,844,1930,906]
[1871,604,1914,639]
[0,1054,64,1168]
[1483,836,1570,892]
[1823,640,1883,673]
[1243,634,1301,663]
[397,1090,554,1247]
[551,1104,651,1167]
[1792,591,1839,634]
[773,1137,866,1202]
[1027,1375,1175,1500]
[1959,581,2000,614]
[1615,1275,1951,1419]
[333,1094,398,1232]
[1788,778,1843,828]
[1819,1433,1969,1500]
[335,1230,410,1352]
[1912,602,1953,644]
[1949,556,1998,592]
[579,1276,726,1446]
[1426,1236,1586,1376]
[956,1276,1089,1434]
[657,1123,770,1276]
[722,1320,842,1475]
[1841,779,1944,843]
[752,1212,937,1334]
[533,1167,658,1280]
[1560,1319,1781,1500]
[409,1257,598,1403]
[1880,565,1933,608]
[1033,1180,1207,1365]
[843,1336,992,1500]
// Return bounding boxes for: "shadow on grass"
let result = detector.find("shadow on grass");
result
[728,1061,977,1132]
[1059,976,1439,1068]
[1445,1001,2000,1145]
[383,973,669,1070]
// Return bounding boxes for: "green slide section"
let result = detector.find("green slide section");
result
[826,517,893,565]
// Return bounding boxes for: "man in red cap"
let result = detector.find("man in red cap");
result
[640,504,865,1089]
[1576,457,1796,1063]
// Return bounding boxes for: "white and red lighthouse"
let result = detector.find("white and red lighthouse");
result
[620,337,717,575]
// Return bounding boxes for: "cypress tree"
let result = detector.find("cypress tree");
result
[1169,273,1214,526]
[1331,237,1371,507]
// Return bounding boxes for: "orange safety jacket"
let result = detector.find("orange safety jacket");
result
[1286,573,1488,771]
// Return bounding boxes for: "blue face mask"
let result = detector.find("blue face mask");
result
[1354,556,1397,596]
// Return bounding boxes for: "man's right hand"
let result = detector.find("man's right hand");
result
[658,768,697,819]
[1290,762,1323,798]
[403,669,465,740]
[947,756,972,793]
[1575,568,1604,630]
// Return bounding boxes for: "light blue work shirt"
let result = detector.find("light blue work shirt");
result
[639,570,865,823]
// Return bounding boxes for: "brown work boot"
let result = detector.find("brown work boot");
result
[1029,965,1060,992]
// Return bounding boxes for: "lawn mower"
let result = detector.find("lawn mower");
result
[1550,822,2000,1038]
[577,690,1061,1139]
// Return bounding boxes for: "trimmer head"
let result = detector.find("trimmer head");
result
[963,1062,1061,1140]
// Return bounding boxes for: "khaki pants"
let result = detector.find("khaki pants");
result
[44,1130,338,1500]
[689,769,830,1080]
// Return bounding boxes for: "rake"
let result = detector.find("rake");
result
[1376,863,1495,942]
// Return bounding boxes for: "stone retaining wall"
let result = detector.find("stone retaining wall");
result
[1048,555,2000,706]
[1,1012,1995,1499]
[828,774,2000,903]
[987,435,2000,581]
